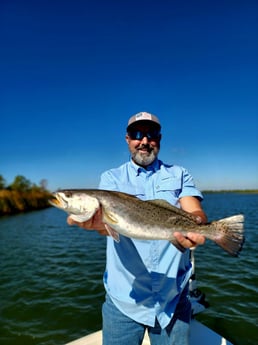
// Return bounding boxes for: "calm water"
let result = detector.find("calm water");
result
[0,193,257,345]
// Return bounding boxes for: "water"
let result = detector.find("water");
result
[0,193,257,345]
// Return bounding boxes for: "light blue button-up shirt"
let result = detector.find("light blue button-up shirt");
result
[99,158,203,329]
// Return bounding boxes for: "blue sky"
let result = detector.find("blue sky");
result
[1,0,257,191]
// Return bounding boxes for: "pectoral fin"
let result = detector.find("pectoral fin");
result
[104,224,120,242]
[102,209,120,242]
[102,209,118,224]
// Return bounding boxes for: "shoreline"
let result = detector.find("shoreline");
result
[0,189,51,216]
[202,189,258,194]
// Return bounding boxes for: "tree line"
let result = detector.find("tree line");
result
[0,174,51,215]
[0,174,48,192]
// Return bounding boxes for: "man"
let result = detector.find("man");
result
[68,111,207,345]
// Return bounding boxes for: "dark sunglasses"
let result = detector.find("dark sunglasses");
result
[128,129,161,140]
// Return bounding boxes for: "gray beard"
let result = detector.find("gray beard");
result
[132,150,157,167]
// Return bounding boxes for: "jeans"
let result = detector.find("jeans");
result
[102,294,191,345]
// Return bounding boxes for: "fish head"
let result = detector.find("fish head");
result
[49,191,100,221]
[49,192,70,210]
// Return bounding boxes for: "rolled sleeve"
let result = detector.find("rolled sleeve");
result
[179,168,203,200]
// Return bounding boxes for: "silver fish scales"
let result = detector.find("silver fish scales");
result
[50,189,245,257]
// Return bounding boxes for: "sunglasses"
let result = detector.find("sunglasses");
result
[128,129,161,140]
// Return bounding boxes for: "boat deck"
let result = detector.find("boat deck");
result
[65,319,233,345]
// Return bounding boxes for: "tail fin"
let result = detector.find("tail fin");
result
[212,215,245,257]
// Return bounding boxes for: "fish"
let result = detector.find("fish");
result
[49,189,245,257]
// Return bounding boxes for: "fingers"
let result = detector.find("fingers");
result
[173,232,206,249]
[187,232,205,245]
[66,211,109,236]
[67,216,94,229]
[67,216,75,226]
[97,229,110,236]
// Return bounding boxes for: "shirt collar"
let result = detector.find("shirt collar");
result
[129,158,160,175]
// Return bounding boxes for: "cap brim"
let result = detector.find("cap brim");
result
[127,120,161,131]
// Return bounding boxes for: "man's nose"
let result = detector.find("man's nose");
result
[140,136,149,144]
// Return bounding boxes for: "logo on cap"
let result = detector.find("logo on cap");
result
[135,112,153,121]
[127,112,161,129]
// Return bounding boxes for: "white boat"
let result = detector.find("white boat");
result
[65,319,233,345]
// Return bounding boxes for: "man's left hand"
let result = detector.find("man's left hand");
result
[173,231,206,249]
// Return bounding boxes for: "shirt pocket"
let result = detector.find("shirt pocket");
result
[155,177,182,201]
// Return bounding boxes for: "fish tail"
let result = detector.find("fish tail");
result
[212,214,245,257]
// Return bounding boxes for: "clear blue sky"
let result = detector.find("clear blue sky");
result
[1,0,257,191]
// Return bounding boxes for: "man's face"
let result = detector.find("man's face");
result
[126,124,161,167]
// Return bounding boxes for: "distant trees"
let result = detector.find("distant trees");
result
[0,174,49,192]
[39,179,48,191]
[9,175,32,191]
[0,175,6,189]
[0,174,51,215]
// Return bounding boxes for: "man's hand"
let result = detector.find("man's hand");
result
[67,208,109,236]
[173,212,206,249]
[173,231,206,249]
[174,196,207,249]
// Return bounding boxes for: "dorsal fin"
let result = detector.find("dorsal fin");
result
[147,199,177,210]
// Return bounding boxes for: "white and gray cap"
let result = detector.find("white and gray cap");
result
[127,111,161,131]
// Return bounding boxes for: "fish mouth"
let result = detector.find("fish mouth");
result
[49,196,60,207]
[49,193,67,209]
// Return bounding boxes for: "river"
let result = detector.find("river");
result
[0,193,257,345]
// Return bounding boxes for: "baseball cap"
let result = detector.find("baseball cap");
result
[127,112,161,131]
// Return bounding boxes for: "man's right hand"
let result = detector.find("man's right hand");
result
[67,208,109,236]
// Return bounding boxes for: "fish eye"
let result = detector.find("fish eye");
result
[64,191,73,198]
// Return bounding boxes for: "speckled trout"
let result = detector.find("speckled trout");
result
[50,189,244,257]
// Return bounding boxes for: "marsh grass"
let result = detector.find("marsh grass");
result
[0,190,51,215]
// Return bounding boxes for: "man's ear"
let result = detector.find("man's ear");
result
[125,134,130,144]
